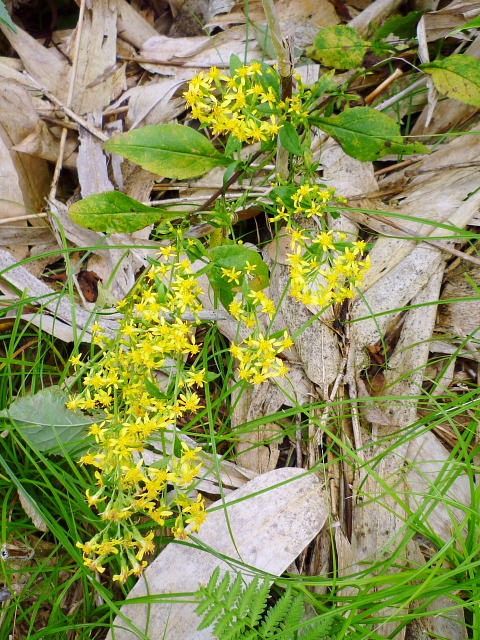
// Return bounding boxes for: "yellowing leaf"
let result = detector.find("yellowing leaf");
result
[308,25,369,69]
[316,107,429,161]
[421,55,480,107]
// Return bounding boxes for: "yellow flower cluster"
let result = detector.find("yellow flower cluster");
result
[272,183,371,307]
[69,247,208,581]
[183,62,283,143]
[230,331,293,384]
[270,183,347,223]
[227,269,294,383]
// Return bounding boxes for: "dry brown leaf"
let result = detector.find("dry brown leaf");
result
[0,79,51,216]
[106,467,327,640]
[18,490,49,533]
[139,26,264,76]
[424,0,480,40]
[0,23,66,97]
[67,0,121,115]
[12,121,78,170]
[125,78,186,129]
[436,266,480,336]
[117,0,159,48]
[276,0,340,26]
[77,114,114,198]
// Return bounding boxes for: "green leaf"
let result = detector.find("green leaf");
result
[103,124,232,179]
[0,1,17,33]
[448,15,480,36]
[420,55,480,107]
[0,388,95,454]
[316,107,429,161]
[376,10,424,39]
[208,245,270,309]
[69,191,182,233]
[269,185,298,209]
[309,70,336,100]
[308,25,369,69]
[144,378,168,401]
[279,122,304,156]
[230,54,243,77]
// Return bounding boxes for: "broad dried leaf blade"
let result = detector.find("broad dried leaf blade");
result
[107,468,327,640]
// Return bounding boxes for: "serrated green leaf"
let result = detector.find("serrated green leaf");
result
[104,124,232,179]
[0,388,95,454]
[0,1,17,32]
[421,54,480,107]
[376,10,424,39]
[69,191,182,233]
[208,245,270,309]
[308,25,369,69]
[279,122,304,155]
[316,107,429,161]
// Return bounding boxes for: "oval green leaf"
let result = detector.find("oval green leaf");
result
[308,25,369,69]
[279,121,304,156]
[316,107,429,161]
[69,191,183,233]
[0,388,95,454]
[103,124,232,179]
[421,55,480,107]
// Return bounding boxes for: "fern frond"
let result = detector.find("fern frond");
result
[197,602,224,630]
[217,570,232,600]
[195,597,215,616]
[204,566,221,595]
[234,576,259,618]
[224,571,244,610]
[221,618,250,640]
[279,594,306,639]
[214,610,238,637]
[244,576,270,627]
[258,586,293,637]
[298,617,333,640]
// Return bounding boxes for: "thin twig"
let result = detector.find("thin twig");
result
[24,72,108,142]
[365,67,403,105]
[41,116,79,131]
[405,161,480,176]
[191,149,264,214]
[0,213,48,225]
[118,55,276,69]
[49,0,87,201]
[148,191,268,206]
[374,158,417,176]
[374,76,427,112]
[342,207,480,267]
